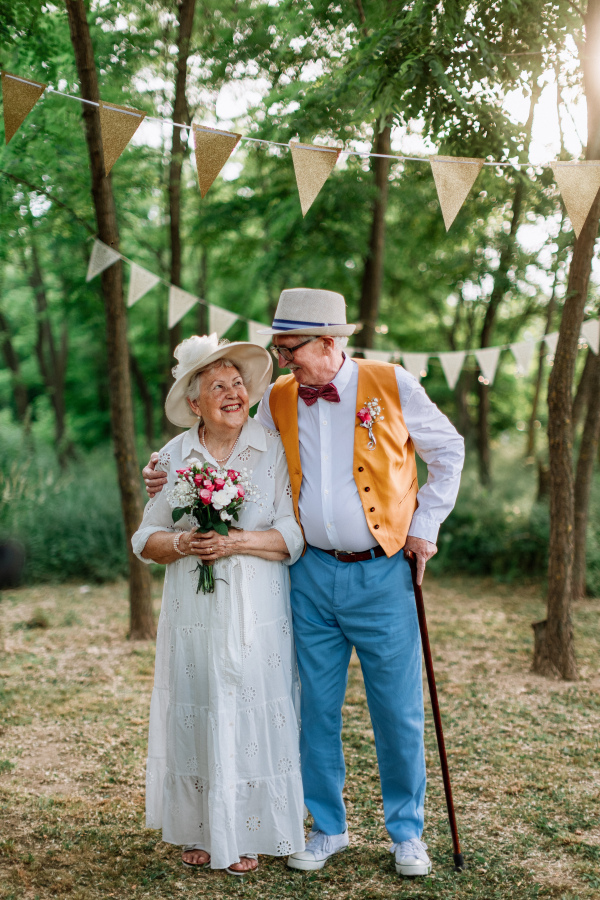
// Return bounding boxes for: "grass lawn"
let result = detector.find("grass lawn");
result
[0,575,599,900]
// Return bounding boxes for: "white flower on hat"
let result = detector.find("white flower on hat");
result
[171,333,219,380]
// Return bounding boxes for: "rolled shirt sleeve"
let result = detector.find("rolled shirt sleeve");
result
[396,368,465,544]
[131,453,176,564]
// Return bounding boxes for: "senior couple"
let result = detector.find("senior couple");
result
[132,287,464,877]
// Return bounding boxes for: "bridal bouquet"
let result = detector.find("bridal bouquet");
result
[169,461,251,593]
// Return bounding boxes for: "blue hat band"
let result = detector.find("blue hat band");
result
[272,317,340,330]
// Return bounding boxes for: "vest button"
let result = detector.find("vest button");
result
[370,507,375,512]
[374,524,379,529]
[364,486,370,492]
[358,466,364,472]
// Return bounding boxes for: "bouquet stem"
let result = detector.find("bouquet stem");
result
[195,560,215,594]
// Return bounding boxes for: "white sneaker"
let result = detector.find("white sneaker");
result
[391,838,432,876]
[287,828,349,871]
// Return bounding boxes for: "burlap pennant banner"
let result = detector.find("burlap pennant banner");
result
[544,332,559,355]
[430,155,484,231]
[209,304,238,338]
[581,318,599,354]
[402,352,429,382]
[475,346,501,384]
[127,263,160,307]
[99,101,146,175]
[86,239,121,282]
[364,349,394,362]
[193,125,241,198]
[2,71,47,144]
[551,161,600,238]
[290,142,341,216]
[169,286,198,329]
[247,320,271,348]
[510,341,536,376]
[438,350,466,389]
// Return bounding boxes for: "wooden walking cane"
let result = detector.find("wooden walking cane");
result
[407,553,465,871]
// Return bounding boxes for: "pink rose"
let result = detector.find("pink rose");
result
[193,474,204,486]
[237,485,245,498]
[227,469,239,480]
[202,479,214,490]
[199,489,213,504]
[214,477,226,490]
[357,407,372,424]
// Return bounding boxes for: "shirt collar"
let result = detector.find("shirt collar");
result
[181,416,266,463]
[331,353,354,397]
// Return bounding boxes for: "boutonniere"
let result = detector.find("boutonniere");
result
[356,398,384,450]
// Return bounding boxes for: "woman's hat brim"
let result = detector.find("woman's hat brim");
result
[165,342,273,428]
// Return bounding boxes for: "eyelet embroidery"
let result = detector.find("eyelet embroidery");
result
[242,686,256,703]
[278,757,293,774]
[271,578,281,595]
[267,652,281,669]
[274,794,287,811]
[157,449,171,471]
[185,664,195,678]
[245,741,258,758]
[186,756,198,772]
[246,816,261,831]
[277,840,292,855]
[272,712,286,729]
[281,618,290,636]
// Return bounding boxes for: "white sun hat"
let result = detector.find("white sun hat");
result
[257,287,356,337]
[165,333,273,428]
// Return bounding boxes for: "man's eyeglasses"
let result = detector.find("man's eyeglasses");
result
[269,337,317,362]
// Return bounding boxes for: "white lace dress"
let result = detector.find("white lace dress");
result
[132,417,305,869]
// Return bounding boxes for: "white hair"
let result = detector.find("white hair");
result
[331,336,349,351]
[185,358,240,403]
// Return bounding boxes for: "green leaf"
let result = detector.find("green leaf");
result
[172,508,186,523]
[213,521,229,536]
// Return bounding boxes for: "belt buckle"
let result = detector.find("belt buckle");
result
[334,549,347,561]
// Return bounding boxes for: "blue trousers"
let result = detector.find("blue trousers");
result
[290,546,426,842]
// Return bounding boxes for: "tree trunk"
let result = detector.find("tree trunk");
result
[166,0,196,435]
[572,348,593,429]
[197,246,208,334]
[533,0,600,678]
[358,119,392,349]
[25,238,73,467]
[572,349,600,599]
[65,0,155,640]
[130,351,155,447]
[0,307,28,421]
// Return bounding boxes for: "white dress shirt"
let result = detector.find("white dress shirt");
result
[255,355,465,551]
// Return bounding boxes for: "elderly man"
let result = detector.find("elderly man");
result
[144,288,464,877]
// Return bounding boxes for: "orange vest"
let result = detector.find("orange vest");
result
[269,359,418,557]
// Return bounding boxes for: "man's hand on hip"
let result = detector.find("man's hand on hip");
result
[143,452,167,498]
[403,536,437,586]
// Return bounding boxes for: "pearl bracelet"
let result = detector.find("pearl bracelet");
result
[173,532,186,557]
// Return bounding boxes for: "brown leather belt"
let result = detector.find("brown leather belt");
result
[321,546,386,563]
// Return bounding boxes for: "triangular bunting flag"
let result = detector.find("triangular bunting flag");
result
[168,285,198,329]
[127,263,160,307]
[364,349,393,362]
[510,341,536,376]
[438,351,466,389]
[247,321,271,348]
[290,141,341,216]
[86,239,121,282]
[209,304,238,338]
[581,318,599,354]
[551,161,600,238]
[544,332,559,355]
[402,352,429,382]
[475,346,501,384]
[193,125,241,198]
[1,71,46,144]
[429,155,484,230]
[99,100,146,175]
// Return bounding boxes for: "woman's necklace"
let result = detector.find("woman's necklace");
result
[201,425,242,464]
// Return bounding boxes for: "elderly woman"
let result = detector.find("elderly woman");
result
[132,334,305,875]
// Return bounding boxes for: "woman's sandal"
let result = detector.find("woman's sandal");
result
[226,854,259,876]
[182,845,211,868]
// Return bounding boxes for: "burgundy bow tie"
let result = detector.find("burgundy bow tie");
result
[298,383,340,406]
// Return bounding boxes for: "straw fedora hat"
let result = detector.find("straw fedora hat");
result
[165,334,273,428]
[257,287,356,337]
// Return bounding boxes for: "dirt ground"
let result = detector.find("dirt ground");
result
[0,575,598,900]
